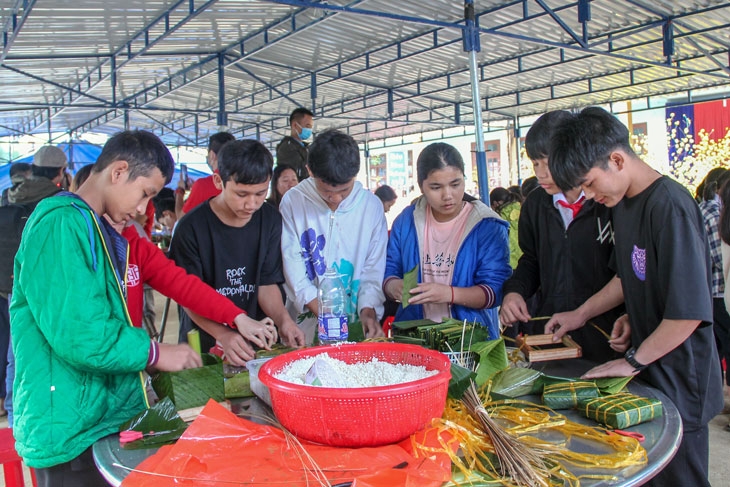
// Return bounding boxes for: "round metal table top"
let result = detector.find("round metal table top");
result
[93,358,682,487]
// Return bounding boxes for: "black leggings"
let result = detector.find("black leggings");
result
[35,447,111,487]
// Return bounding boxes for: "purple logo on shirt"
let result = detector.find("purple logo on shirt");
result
[300,228,327,280]
[631,245,646,281]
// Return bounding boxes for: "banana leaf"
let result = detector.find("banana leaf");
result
[224,370,254,399]
[118,397,187,450]
[532,374,577,394]
[255,344,296,359]
[444,468,503,486]
[152,353,224,410]
[448,363,477,399]
[579,392,663,428]
[471,338,509,386]
[391,318,438,334]
[401,264,418,308]
[489,367,543,398]
[532,374,632,396]
[593,376,633,395]
[542,381,600,410]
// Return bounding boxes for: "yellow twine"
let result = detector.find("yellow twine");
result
[437,393,647,486]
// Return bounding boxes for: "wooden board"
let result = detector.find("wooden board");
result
[516,334,582,362]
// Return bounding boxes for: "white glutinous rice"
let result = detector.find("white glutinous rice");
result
[274,352,438,387]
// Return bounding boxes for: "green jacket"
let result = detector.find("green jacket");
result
[499,200,522,269]
[10,194,151,468]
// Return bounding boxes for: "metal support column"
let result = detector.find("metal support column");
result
[514,125,521,185]
[464,0,489,203]
[216,53,228,130]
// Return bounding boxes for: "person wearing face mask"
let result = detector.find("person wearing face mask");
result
[276,107,314,180]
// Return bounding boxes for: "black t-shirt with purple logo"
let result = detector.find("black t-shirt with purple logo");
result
[613,176,722,428]
[169,201,284,352]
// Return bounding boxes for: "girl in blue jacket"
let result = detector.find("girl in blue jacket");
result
[383,142,511,339]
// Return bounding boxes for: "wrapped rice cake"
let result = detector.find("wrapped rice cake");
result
[542,381,600,410]
[578,392,663,429]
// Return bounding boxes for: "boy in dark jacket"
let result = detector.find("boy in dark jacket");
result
[11,131,202,485]
[499,110,621,363]
[545,106,722,487]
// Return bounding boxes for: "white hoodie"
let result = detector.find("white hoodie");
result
[280,178,387,322]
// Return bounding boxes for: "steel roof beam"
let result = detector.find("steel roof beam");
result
[0,0,37,64]
[1,64,109,104]
[268,0,730,81]
[222,12,730,133]
[139,111,198,146]
[76,1,364,136]
[533,0,587,48]
[117,2,345,108]
[29,0,219,133]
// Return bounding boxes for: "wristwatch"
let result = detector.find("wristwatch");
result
[624,347,648,372]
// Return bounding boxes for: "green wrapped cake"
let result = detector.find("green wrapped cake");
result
[542,381,600,410]
[578,392,663,428]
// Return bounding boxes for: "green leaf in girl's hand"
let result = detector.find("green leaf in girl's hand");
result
[402,264,418,308]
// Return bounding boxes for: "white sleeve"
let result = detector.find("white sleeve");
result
[356,204,388,319]
[280,196,318,312]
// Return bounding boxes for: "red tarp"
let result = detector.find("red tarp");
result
[121,400,456,487]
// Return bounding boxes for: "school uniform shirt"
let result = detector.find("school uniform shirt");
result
[613,176,723,429]
[121,225,243,329]
[169,201,285,351]
[502,187,622,363]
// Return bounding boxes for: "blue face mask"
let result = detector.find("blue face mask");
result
[298,124,312,141]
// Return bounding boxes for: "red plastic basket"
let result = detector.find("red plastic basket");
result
[258,342,451,447]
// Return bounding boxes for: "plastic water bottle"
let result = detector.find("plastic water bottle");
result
[318,266,348,345]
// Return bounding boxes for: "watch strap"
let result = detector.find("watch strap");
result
[624,347,647,372]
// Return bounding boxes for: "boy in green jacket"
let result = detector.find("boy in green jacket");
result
[10,130,202,485]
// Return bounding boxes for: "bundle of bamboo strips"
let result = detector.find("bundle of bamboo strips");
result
[461,382,550,487]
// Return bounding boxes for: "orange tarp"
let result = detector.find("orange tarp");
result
[121,400,456,487]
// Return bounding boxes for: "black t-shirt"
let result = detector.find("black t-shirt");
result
[613,176,723,428]
[169,201,284,351]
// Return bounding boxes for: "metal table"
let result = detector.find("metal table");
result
[93,359,681,486]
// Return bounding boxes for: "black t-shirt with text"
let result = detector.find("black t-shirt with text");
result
[169,201,284,351]
[613,176,722,428]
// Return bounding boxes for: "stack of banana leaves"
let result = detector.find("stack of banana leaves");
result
[391,318,490,352]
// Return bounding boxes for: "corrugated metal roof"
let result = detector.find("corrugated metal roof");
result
[1,0,729,148]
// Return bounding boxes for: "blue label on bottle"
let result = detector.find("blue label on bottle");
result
[318,314,348,342]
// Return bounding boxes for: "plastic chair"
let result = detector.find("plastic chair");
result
[0,428,37,487]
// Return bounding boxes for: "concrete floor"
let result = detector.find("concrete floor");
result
[1,290,729,485]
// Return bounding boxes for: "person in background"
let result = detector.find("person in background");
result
[499,111,620,363]
[716,175,730,426]
[153,187,178,234]
[70,164,94,192]
[276,107,314,181]
[545,107,722,487]
[176,132,236,218]
[170,139,305,358]
[11,131,202,485]
[374,184,398,213]
[1,163,32,206]
[280,129,387,344]
[489,186,522,269]
[1,146,67,424]
[384,142,511,340]
[266,164,299,210]
[698,169,730,415]
[520,176,539,199]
